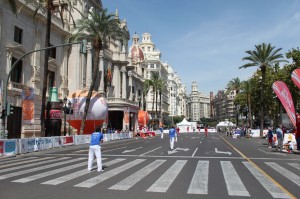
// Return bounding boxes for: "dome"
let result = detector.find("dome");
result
[131,45,144,64]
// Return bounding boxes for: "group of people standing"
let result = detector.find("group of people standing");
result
[267,124,293,152]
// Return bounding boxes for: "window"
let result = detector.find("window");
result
[150,64,154,68]
[148,47,150,51]
[11,57,22,83]
[14,26,23,44]
[49,44,56,59]
[48,70,55,88]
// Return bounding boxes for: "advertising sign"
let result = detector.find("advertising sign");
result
[272,81,296,127]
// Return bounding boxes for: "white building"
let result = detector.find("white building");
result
[187,81,211,122]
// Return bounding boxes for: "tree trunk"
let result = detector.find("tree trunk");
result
[160,91,162,126]
[260,66,266,137]
[40,0,52,137]
[248,94,252,128]
[80,43,101,134]
[155,89,158,127]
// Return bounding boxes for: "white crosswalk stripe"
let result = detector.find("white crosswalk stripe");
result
[74,159,146,188]
[288,163,300,171]
[221,161,250,196]
[12,158,103,183]
[109,159,166,190]
[147,160,187,193]
[0,157,76,180]
[187,160,209,194]
[3,156,299,198]
[266,162,300,187]
[42,158,125,185]
[243,162,290,198]
[0,157,54,169]
[0,157,37,164]
[0,157,57,173]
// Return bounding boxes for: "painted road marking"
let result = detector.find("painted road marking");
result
[187,160,209,194]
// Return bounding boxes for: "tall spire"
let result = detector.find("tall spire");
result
[115,9,119,20]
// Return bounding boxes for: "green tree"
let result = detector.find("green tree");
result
[70,8,129,134]
[148,71,160,125]
[226,77,241,94]
[143,79,152,111]
[239,43,287,137]
[157,79,167,126]
[239,80,253,128]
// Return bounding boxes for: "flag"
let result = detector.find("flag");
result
[291,68,300,89]
[272,81,296,126]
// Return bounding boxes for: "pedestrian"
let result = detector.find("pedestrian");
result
[204,127,208,137]
[159,126,164,139]
[267,127,273,148]
[288,141,294,153]
[169,125,176,150]
[88,126,104,172]
[276,124,284,152]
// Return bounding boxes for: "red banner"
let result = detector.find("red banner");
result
[292,68,300,89]
[0,141,3,154]
[272,81,296,126]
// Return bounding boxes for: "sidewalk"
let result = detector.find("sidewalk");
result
[221,134,300,158]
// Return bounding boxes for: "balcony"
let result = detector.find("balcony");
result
[106,97,139,107]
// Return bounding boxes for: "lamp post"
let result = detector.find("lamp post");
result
[63,97,67,136]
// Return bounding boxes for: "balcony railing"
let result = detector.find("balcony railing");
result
[106,97,139,107]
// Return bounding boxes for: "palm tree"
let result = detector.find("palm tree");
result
[226,77,241,94]
[148,71,160,126]
[157,79,167,127]
[239,43,287,137]
[240,80,253,128]
[70,8,128,134]
[142,79,152,111]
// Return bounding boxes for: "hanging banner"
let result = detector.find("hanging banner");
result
[272,81,296,126]
[123,107,130,128]
[22,87,35,124]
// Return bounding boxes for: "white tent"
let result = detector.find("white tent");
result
[177,118,192,132]
[216,120,236,132]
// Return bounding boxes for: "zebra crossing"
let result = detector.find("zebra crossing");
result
[0,156,299,198]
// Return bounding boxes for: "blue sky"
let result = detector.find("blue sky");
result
[102,0,300,95]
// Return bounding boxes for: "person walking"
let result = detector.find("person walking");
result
[169,126,176,150]
[159,126,164,139]
[267,127,273,148]
[276,124,284,152]
[88,126,104,172]
[204,127,208,137]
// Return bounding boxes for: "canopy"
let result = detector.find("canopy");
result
[176,118,192,132]
[216,120,236,132]
[177,118,191,126]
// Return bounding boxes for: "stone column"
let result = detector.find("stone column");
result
[128,71,133,100]
[113,65,120,98]
[99,55,105,94]
[121,66,127,99]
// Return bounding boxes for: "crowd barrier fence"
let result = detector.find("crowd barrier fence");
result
[0,132,134,158]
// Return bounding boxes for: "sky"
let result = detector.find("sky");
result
[101,0,300,95]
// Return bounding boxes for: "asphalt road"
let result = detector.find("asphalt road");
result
[0,132,300,199]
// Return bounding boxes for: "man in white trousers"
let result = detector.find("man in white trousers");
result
[88,126,104,172]
[169,126,176,150]
[159,126,164,138]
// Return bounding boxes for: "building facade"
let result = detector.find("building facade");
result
[187,81,211,122]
